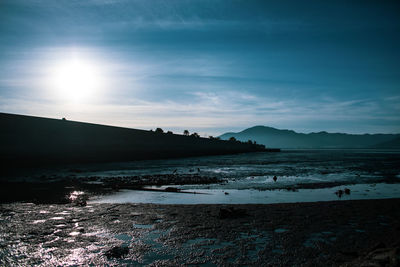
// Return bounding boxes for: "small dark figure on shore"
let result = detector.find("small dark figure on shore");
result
[344,188,351,194]
[273,176,277,182]
[335,189,343,198]
[197,168,200,172]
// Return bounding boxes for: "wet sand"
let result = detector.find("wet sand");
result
[1,199,400,266]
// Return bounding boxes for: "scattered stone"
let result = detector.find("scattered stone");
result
[105,246,129,259]
[353,247,400,267]
[335,190,344,198]
[69,191,88,206]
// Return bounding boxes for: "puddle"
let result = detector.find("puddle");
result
[115,234,132,242]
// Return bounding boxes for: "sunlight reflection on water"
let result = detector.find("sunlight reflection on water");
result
[91,183,400,204]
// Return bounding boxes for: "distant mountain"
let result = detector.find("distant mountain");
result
[219,126,400,149]
[372,137,400,149]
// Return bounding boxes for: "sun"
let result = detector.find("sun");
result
[50,58,99,103]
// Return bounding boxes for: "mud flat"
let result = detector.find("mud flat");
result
[1,198,400,266]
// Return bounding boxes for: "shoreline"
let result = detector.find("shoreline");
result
[1,198,399,266]
[1,171,399,204]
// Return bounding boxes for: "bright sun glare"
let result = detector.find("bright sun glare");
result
[51,58,99,103]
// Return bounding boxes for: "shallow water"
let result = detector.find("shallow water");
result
[91,183,400,204]
[4,149,400,204]
[82,149,400,204]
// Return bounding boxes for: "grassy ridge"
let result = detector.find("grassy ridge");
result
[0,112,265,166]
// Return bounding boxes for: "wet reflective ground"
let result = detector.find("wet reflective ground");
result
[1,150,400,265]
[4,150,400,191]
[1,199,400,266]
[2,149,399,204]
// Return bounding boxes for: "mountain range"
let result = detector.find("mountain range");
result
[219,126,400,149]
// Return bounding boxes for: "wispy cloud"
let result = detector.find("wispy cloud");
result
[2,88,399,135]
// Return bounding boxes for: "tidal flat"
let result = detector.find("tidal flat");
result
[1,150,400,265]
[1,199,400,266]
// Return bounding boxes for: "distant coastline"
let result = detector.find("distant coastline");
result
[220,125,400,149]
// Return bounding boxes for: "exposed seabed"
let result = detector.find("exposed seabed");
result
[1,199,400,266]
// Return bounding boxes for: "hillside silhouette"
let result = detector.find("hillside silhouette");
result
[0,113,266,167]
[220,125,400,149]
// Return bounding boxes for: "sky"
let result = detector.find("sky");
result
[0,0,399,136]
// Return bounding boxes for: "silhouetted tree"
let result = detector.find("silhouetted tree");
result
[183,130,189,136]
[166,131,173,134]
[191,132,200,138]
[247,140,253,144]
[229,136,237,142]
[209,136,214,139]
[155,128,164,133]
[215,137,221,140]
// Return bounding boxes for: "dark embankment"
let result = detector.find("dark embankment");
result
[0,112,266,168]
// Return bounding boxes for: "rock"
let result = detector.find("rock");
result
[224,192,229,195]
[69,191,88,206]
[370,242,386,251]
[105,246,129,259]
[218,207,248,219]
[335,190,344,198]
[344,188,351,195]
[365,247,399,267]
[273,176,277,182]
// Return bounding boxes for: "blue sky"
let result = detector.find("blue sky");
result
[0,0,399,135]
